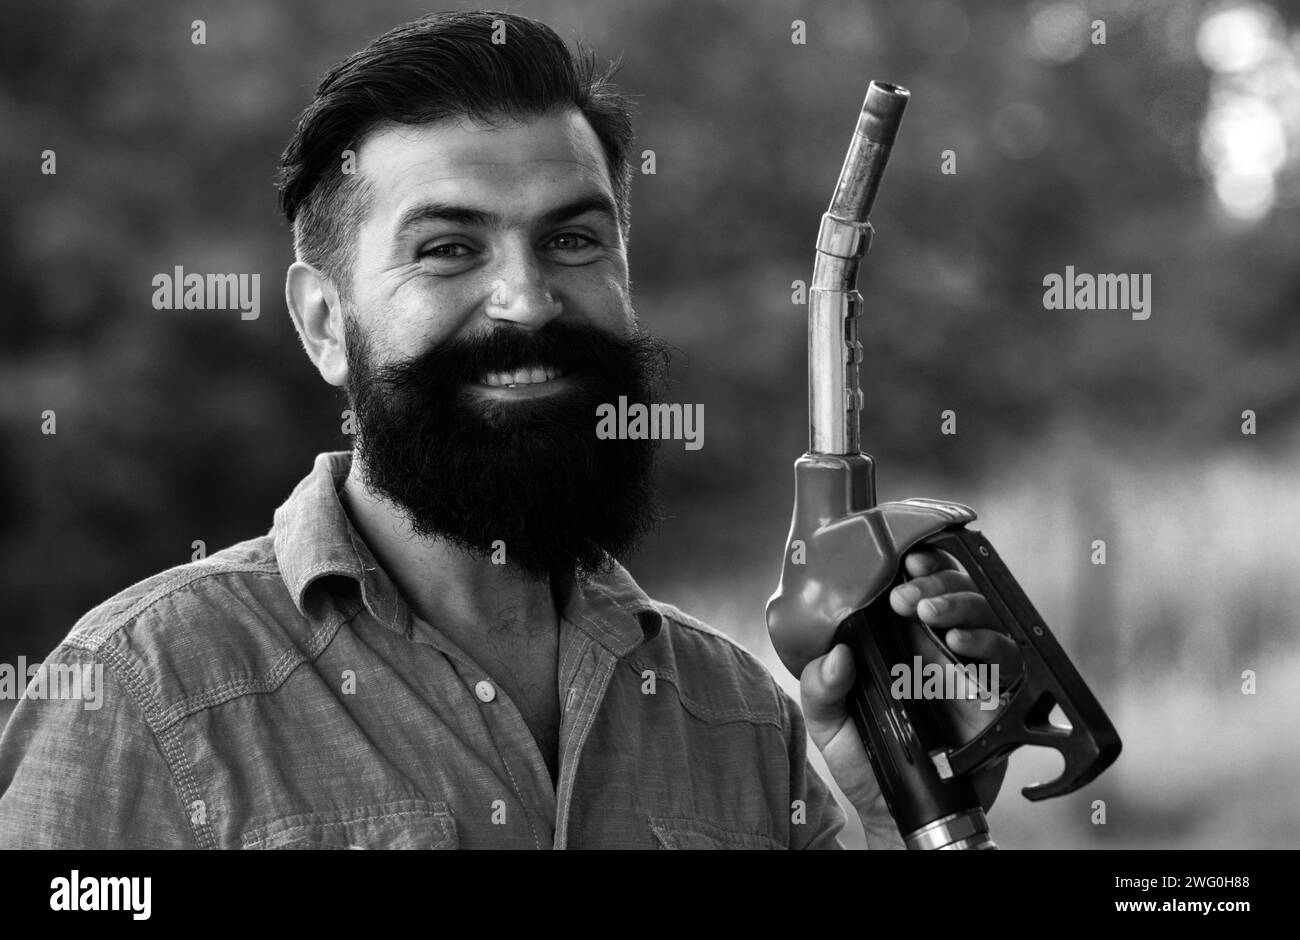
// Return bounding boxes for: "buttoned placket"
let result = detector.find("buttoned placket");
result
[340,510,643,849]
[339,527,554,848]
[373,593,626,850]
[552,615,620,849]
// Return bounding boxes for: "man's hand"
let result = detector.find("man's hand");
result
[797,548,1022,848]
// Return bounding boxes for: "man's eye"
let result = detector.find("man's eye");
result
[420,243,473,260]
[549,233,597,252]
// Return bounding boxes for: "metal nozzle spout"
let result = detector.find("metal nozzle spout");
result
[858,82,911,146]
[827,81,910,224]
[811,80,909,455]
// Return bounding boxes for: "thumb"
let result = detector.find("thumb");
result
[799,643,857,749]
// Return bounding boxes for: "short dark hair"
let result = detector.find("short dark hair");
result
[276,10,636,294]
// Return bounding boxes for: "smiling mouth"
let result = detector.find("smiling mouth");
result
[477,365,568,389]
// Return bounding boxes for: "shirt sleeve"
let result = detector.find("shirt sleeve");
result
[779,686,847,849]
[0,645,197,849]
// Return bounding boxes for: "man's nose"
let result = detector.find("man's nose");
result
[484,249,562,329]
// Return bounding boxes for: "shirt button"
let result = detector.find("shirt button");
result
[475,680,496,703]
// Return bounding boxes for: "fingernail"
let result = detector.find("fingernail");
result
[895,585,921,606]
[920,597,947,617]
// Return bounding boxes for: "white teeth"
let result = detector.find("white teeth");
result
[479,366,565,387]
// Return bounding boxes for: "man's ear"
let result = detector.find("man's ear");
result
[286,261,348,387]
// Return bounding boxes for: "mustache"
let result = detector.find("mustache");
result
[359,318,674,396]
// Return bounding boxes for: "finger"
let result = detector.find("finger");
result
[903,548,963,579]
[799,644,857,746]
[914,590,999,631]
[798,646,889,816]
[890,570,975,617]
[944,627,1022,674]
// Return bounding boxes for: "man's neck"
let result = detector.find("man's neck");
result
[339,462,562,645]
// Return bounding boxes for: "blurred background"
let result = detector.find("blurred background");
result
[2,0,1298,848]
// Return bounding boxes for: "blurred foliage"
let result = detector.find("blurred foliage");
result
[1,0,1298,762]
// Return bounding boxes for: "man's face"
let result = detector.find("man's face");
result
[349,108,633,369]
[340,108,668,582]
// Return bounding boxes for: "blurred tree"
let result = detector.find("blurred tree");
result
[1,0,1296,663]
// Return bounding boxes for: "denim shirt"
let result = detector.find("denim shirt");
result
[0,451,845,849]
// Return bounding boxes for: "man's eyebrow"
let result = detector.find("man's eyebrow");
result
[394,193,618,237]
[536,193,619,228]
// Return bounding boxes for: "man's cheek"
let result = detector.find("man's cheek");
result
[567,271,633,329]
[375,283,473,350]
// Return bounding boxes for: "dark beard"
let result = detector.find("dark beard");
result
[343,315,672,584]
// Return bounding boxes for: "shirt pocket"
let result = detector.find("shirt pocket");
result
[648,816,784,850]
[240,799,457,850]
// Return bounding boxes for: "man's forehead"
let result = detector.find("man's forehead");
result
[357,110,612,220]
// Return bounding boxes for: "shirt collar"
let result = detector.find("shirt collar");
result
[272,451,409,634]
[273,451,663,653]
[562,559,664,657]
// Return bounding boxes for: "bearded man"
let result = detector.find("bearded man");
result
[0,10,1011,849]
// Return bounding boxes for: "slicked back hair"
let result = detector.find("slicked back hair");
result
[276,11,636,296]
